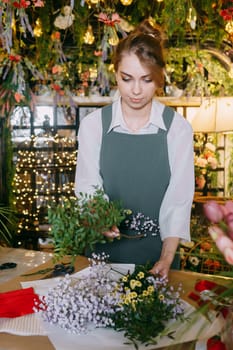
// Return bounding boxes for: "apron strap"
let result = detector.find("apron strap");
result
[102,104,112,135]
[161,105,175,130]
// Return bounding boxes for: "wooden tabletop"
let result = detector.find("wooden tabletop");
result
[0,250,232,350]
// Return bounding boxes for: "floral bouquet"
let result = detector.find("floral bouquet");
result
[110,263,185,347]
[34,254,185,349]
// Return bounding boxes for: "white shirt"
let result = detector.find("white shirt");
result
[75,97,195,242]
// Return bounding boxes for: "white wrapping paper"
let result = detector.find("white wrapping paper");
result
[0,264,224,349]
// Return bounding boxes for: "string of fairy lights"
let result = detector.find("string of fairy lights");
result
[12,135,77,238]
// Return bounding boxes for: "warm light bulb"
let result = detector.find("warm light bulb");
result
[11,17,16,32]
[34,18,43,37]
[120,0,133,5]
[83,25,95,45]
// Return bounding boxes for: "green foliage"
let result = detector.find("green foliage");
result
[48,188,126,262]
[167,47,233,96]
[0,205,16,246]
[161,0,189,43]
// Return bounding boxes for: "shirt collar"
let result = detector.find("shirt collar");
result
[108,97,167,133]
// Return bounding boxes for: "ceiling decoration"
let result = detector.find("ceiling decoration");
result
[0,0,233,119]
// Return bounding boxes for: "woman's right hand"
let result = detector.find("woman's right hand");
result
[103,225,120,239]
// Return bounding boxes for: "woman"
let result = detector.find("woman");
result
[75,19,194,277]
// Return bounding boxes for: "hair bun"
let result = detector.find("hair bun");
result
[135,18,164,43]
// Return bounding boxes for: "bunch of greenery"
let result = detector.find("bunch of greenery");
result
[111,264,185,348]
[48,188,126,262]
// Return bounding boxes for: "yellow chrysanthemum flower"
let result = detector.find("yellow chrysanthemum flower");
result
[135,280,142,287]
[124,209,132,215]
[159,294,165,301]
[124,296,131,305]
[142,290,149,297]
[137,271,144,279]
[129,279,137,289]
[122,276,128,282]
[147,286,154,294]
[129,291,138,299]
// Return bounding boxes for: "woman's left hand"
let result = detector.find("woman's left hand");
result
[149,259,171,278]
[150,237,180,277]
[102,225,120,239]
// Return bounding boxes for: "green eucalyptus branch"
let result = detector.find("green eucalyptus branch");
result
[48,188,127,263]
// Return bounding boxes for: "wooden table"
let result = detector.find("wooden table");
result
[0,250,232,350]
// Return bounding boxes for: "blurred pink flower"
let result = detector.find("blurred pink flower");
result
[98,12,121,27]
[203,200,223,223]
[204,200,233,265]
[33,0,44,6]
[209,226,233,265]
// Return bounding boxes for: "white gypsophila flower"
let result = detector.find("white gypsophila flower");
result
[36,254,121,334]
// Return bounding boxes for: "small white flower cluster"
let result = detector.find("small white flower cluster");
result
[146,275,185,318]
[35,253,121,334]
[123,212,160,237]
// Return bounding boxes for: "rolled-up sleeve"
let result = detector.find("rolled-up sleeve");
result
[159,113,195,242]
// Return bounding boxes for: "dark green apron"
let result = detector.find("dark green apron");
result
[92,104,179,268]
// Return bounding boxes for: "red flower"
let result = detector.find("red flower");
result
[51,84,62,91]
[51,31,61,41]
[207,335,226,350]
[13,0,31,9]
[14,92,24,103]
[200,241,211,251]
[9,54,21,62]
[51,84,65,96]
[204,258,213,267]
[94,50,103,57]
[220,8,233,21]
[212,260,221,270]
